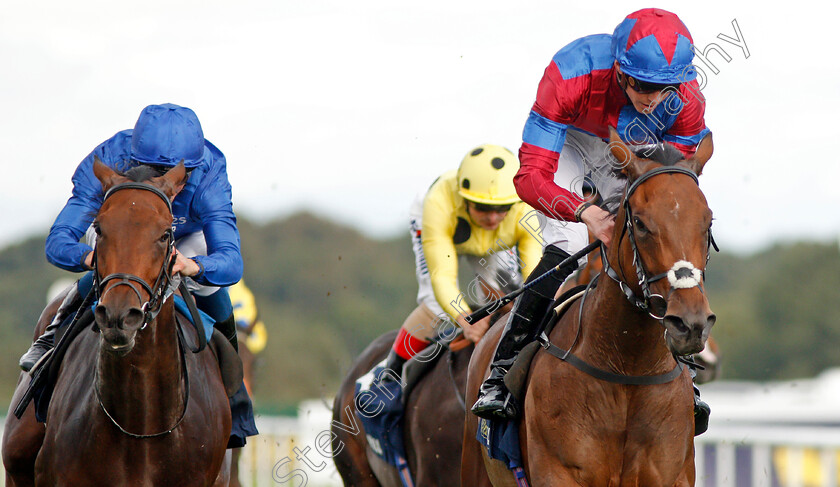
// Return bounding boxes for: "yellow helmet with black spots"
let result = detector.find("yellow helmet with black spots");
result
[456,145,520,205]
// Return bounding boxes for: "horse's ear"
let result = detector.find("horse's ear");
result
[155,160,189,200]
[93,156,122,192]
[678,132,713,176]
[608,126,651,181]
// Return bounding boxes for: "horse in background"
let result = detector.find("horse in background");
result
[331,329,476,487]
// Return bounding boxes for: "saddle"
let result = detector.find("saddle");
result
[503,284,589,408]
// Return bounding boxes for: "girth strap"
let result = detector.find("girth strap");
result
[536,333,683,386]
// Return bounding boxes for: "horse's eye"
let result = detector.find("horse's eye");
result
[93,222,101,236]
[633,216,647,233]
[159,232,170,242]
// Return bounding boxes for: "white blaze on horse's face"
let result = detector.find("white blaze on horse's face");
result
[666,260,702,290]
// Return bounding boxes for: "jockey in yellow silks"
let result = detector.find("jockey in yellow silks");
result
[228,280,267,354]
[381,145,541,381]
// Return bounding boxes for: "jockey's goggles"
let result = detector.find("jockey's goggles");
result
[469,202,514,213]
[132,160,196,177]
[626,75,680,94]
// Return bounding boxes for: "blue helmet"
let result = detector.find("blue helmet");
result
[130,103,206,168]
[611,8,696,85]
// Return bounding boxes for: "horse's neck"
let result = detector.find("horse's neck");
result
[575,277,675,375]
[96,301,185,429]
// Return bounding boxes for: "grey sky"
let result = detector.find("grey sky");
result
[2,0,835,253]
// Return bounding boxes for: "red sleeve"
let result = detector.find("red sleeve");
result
[515,142,584,223]
[533,62,586,125]
[516,61,588,222]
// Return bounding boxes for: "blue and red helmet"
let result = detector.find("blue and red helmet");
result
[612,8,696,85]
[130,103,206,168]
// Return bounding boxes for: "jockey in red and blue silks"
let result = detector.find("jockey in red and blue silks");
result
[20,103,258,448]
[472,9,712,431]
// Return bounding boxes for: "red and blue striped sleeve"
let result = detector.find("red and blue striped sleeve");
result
[517,62,586,222]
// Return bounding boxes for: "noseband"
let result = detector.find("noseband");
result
[93,182,177,328]
[601,166,718,320]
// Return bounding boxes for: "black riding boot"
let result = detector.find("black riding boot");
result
[471,245,579,420]
[20,282,83,372]
[693,384,711,435]
[214,314,239,352]
[379,349,407,384]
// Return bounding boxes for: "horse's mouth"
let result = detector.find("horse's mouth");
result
[102,337,136,356]
[664,330,705,356]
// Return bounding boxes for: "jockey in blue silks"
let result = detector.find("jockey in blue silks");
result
[20,103,258,448]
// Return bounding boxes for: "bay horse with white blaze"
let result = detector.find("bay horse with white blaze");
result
[463,129,716,486]
[3,160,231,486]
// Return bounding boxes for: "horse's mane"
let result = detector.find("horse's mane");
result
[123,164,163,182]
[600,143,687,215]
[633,143,685,166]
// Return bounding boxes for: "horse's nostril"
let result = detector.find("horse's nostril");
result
[95,305,109,327]
[707,314,717,328]
[124,308,145,329]
[663,315,689,335]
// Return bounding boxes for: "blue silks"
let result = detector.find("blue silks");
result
[173,295,214,341]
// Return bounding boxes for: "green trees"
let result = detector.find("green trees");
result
[0,213,837,412]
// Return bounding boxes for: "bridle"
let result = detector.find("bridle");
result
[536,165,716,383]
[92,181,189,439]
[92,182,177,328]
[601,165,717,321]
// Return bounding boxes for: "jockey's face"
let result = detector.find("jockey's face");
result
[624,83,668,114]
[466,201,510,231]
[616,66,675,114]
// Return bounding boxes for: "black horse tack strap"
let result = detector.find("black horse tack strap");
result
[14,287,97,419]
[178,279,207,353]
[536,332,683,385]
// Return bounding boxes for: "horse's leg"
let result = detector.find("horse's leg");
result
[212,450,232,487]
[228,448,242,487]
[671,451,696,487]
[2,373,46,487]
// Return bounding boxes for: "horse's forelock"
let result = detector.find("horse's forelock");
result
[632,143,684,166]
[122,165,162,182]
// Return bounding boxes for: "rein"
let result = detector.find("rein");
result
[94,325,191,438]
[536,276,683,385]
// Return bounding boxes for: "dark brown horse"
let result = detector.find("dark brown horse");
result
[3,160,231,486]
[463,130,716,486]
[331,328,476,487]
